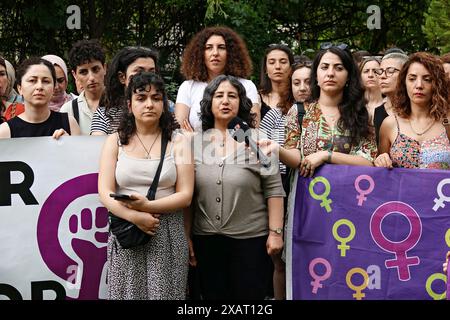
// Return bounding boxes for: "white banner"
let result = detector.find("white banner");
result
[0,136,108,300]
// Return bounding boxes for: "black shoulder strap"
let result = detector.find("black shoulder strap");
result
[147,135,169,201]
[72,99,79,124]
[296,102,305,131]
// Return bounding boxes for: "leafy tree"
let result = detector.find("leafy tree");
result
[423,0,450,54]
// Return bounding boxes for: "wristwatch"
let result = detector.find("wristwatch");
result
[269,227,283,235]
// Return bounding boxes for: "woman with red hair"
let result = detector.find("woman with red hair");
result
[374,52,450,169]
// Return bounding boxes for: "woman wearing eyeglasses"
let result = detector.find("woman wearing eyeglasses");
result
[359,56,383,130]
[266,43,376,178]
[373,52,408,145]
[374,52,450,170]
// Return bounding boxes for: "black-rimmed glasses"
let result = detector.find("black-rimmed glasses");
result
[374,67,400,77]
[320,42,349,51]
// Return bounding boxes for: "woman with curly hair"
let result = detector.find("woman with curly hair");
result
[175,26,260,131]
[374,52,450,169]
[98,72,194,299]
[265,43,376,178]
[190,75,284,299]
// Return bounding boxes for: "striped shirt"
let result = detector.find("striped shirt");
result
[90,106,124,135]
[260,107,287,174]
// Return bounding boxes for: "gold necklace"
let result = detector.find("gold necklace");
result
[409,119,435,136]
[136,131,161,159]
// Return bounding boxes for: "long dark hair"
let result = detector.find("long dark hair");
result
[118,72,177,145]
[105,47,159,114]
[259,44,295,114]
[200,75,255,131]
[309,46,369,144]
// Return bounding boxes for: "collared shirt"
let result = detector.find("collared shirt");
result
[60,91,97,135]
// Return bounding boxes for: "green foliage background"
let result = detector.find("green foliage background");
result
[0,0,444,95]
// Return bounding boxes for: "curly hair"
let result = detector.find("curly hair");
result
[309,46,369,145]
[118,72,178,145]
[441,53,450,64]
[180,26,252,82]
[259,44,295,114]
[68,39,105,72]
[200,75,256,131]
[393,52,450,121]
[105,46,159,115]
[16,57,56,86]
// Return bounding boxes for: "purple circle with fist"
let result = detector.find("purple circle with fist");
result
[37,173,108,300]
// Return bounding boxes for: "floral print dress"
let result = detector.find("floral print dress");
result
[390,115,450,169]
[284,102,377,161]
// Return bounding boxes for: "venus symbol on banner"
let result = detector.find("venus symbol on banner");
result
[308,176,333,213]
[309,258,332,294]
[425,273,447,300]
[332,219,356,257]
[432,178,450,211]
[354,175,375,206]
[346,268,369,300]
[370,201,422,281]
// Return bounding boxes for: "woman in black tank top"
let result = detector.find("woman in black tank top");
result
[0,57,80,138]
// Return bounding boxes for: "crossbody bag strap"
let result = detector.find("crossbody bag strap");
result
[146,135,169,200]
[72,99,80,124]
[296,102,305,131]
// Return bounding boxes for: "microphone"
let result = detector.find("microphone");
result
[227,117,271,168]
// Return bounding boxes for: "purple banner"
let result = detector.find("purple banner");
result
[291,165,450,300]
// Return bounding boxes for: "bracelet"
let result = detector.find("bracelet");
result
[327,149,333,163]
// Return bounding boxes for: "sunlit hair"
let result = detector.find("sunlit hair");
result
[382,52,408,63]
[118,72,177,145]
[180,26,252,82]
[309,46,370,144]
[393,52,450,121]
[441,53,450,64]
[259,44,295,114]
[200,75,255,131]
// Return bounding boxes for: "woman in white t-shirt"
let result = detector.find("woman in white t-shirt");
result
[175,26,260,130]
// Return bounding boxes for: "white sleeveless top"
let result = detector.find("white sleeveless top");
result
[115,140,177,199]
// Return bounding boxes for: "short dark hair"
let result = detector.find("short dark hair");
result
[200,75,255,131]
[68,39,106,72]
[16,56,56,86]
[119,72,177,144]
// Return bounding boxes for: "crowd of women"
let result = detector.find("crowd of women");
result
[1,26,449,300]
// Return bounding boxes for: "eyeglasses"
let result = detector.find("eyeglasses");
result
[374,67,400,77]
[320,42,349,51]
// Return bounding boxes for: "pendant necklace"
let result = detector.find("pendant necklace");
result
[136,131,161,159]
[409,119,435,136]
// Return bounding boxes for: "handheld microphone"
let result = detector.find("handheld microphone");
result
[227,117,271,168]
